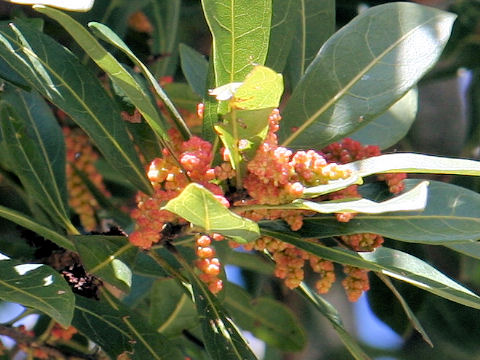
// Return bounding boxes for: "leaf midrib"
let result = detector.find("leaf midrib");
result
[281,14,442,146]
[0,25,148,190]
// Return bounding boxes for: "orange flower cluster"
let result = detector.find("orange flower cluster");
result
[237,115,407,301]
[342,266,370,302]
[129,130,227,249]
[50,323,77,341]
[239,109,352,230]
[63,127,110,231]
[195,234,224,294]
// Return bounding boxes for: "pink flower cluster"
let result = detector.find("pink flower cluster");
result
[129,130,228,249]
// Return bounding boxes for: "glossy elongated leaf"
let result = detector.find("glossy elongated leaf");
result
[164,183,259,243]
[147,0,181,78]
[350,87,418,149]
[33,6,169,144]
[88,22,191,140]
[297,284,371,360]
[0,260,74,326]
[5,0,94,11]
[302,174,363,197]
[73,295,183,360]
[259,230,480,309]
[215,108,272,180]
[164,82,202,114]
[201,0,271,87]
[226,251,273,275]
[179,259,257,360]
[345,153,480,177]
[149,278,197,336]
[202,55,220,142]
[179,43,208,97]
[224,283,306,351]
[0,102,73,231]
[376,273,432,347]
[265,0,295,73]
[280,3,456,148]
[0,57,29,89]
[286,0,335,87]
[0,205,74,251]
[265,180,480,244]
[1,86,67,209]
[231,66,284,110]
[0,21,152,194]
[447,242,480,260]
[73,235,137,292]
[257,180,427,214]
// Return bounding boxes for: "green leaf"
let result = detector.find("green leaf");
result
[88,21,191,140]
[230,65,284,110]
[164,82,202,114]
[201,0,272,86]
[215,107,272,179]
[147,0,181,78]
[302,174,363,197]
[224,283,306,351]
[149,278,198,336]
[259,230,480,309]
[0,85,67,209]
[73,235,137,292]
[350,87,418,150]
[376,273,432,347]
[179,259,257,360]
[73,294,184,360]
[447,242,480,260]
[286,0,335,87]
[265,0,296,73]
[0,260,74,327]
[266,180,480,244]
[296,284,371,360]
[0,21,152,194]
[0,101,73,231]
[280,3,456,148]
[202,54,220,143]
[344,153,480,177]
[260,180,428,215]
[5,0,95,12]
[0,205,74,251]
[225,251,273,275]
[0,57,29,89]
[164,183,259,243]
[33,5,170,144]
[179,43,209,97]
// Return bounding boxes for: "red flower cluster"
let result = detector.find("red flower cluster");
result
[195,234,224,294]
[63,127,110,231]
[130,130,227,249]
[342,266,370,302]
[239,109,352,230]
[237,117,406,301]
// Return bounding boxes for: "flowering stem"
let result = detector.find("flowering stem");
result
[231,108,243,189]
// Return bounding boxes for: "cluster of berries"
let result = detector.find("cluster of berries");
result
[195,234,224,294]
[236,114,405,301]
[238,109,352,231]
[63,127,110,231]
[129,129,229,249]
[128,102,404,300]
[128,129,230,291]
